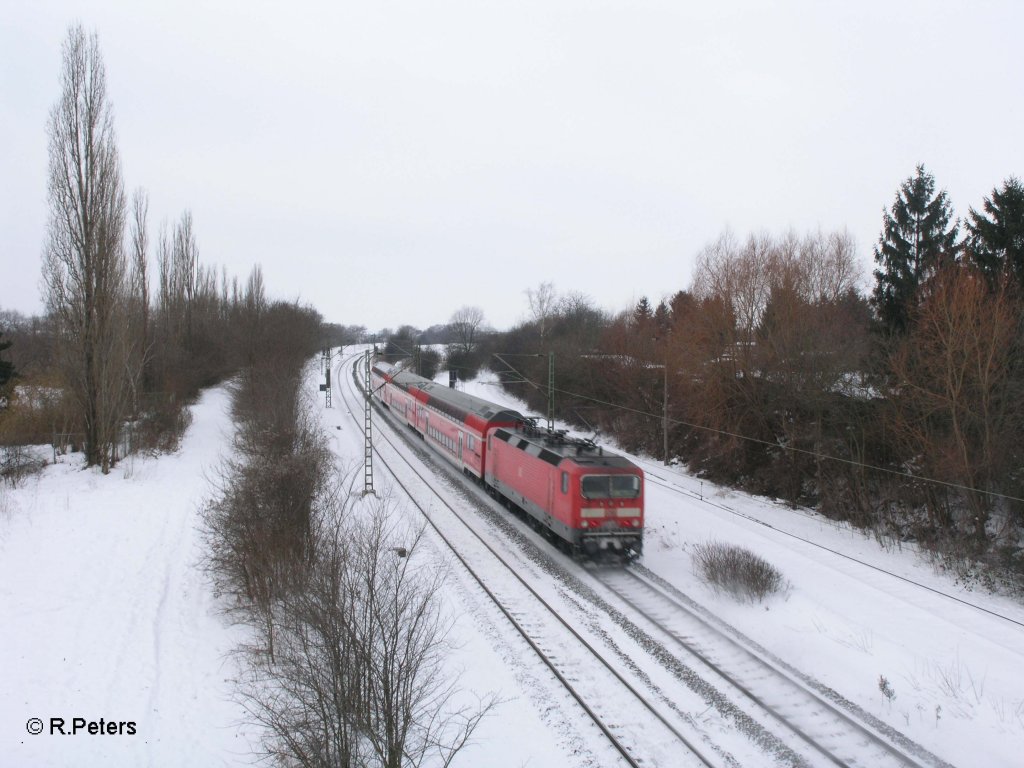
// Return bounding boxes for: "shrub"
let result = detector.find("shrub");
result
[1,444,47,487]
[692,540,786,602]
[130,392,192,454]
[239,488,498,768]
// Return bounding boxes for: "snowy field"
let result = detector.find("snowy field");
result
[0,387,257,766]
[1,352,1023,766]
[447,368,1024,768]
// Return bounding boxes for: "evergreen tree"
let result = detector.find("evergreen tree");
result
[0,331,15,395]
[653,300,671,336]
[965,176,1024,289]
[872,165,959,335]
[668,290,697,327]
[632,296,653,327]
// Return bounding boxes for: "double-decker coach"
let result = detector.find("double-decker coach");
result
[370,360,523,479]
[370,358,643,558]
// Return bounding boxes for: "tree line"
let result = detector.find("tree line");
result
[0,24,324,474]
[2,26,493,765]
[202,332,494,766]
[389,167,1022,588]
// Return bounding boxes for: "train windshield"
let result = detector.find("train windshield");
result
[581,474,641,499]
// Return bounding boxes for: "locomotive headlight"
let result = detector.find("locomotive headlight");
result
[581,520,588,528]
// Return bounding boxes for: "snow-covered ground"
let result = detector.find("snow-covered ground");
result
[448,370,1024,768]
[0,387,256,766]
[1,356,1022,767]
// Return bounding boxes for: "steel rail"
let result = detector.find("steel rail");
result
[337,353,716,768]
[641,471,1024,630]
[593,565,949,768]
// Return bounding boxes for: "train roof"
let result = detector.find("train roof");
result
[492,425,639,471]
[373,359,524,427]
[372,358,637,471]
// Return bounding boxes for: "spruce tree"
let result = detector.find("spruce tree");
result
[966,176,1024,289]
[653,299,671,336]
[633,296,653,326]
[0,331,15,398]
[871,165,959,336]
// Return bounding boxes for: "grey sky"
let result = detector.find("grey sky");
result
[3,1,1022,332]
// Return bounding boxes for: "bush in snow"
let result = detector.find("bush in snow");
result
[692,540,786,602]
[1,444,47,487]
[204,350,497,768]
[239,485,497,768]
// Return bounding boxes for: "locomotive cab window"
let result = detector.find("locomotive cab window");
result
[581,474,641,499]
[561,472,569,494]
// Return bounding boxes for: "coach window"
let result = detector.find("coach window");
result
[561,472,569,494]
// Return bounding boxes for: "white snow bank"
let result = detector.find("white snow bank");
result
[0,387,255,766]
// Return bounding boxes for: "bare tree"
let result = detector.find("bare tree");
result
[127,188,151,406]
[692,230,777,348]
[802,228,861,304]
[448,305,485,354]
[685,227,871,500]
[889,266,1022,542]
[42,24,129,472]
[525,281,557,342]
[174,210,199,347]
[349,500,496,768]
[235,480,498,768]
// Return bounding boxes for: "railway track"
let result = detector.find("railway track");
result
[337,352,949,767]
[639,470,1024,631]
[591,565,949,768]
[337,351,718,768]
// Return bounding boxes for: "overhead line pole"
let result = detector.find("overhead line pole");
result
[662,362,668,466]
[322,347,332,408]
[363,348,375,496]
[547,351,555,433]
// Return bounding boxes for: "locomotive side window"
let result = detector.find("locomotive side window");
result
[581,474,641,499]
[561,472,569,494]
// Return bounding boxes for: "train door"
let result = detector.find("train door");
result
[487,434,497,485]
[547,477,554,520]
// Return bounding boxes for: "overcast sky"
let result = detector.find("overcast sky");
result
[3,1,1022,333]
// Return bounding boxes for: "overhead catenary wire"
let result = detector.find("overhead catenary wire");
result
[485,357,1024,627]
[493,364,1024,507]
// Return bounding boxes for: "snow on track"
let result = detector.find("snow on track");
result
[443,370,1024,768]
[6,353,1020,767]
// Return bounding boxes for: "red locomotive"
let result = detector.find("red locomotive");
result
[370,359,643,558]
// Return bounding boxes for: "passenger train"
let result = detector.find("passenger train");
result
[370,359,644,559]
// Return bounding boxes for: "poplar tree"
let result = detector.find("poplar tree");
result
[42,25,130,471]
[871,165,959,336]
